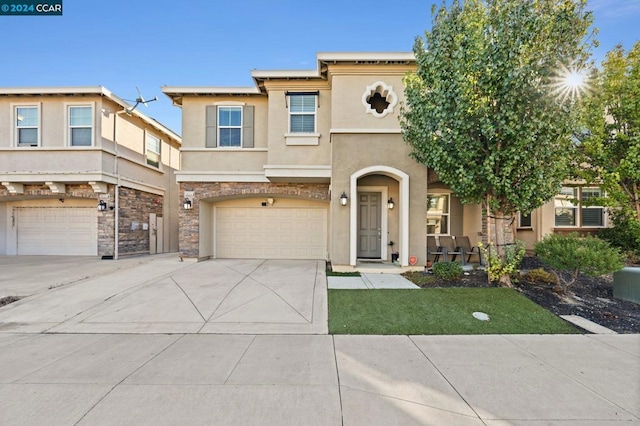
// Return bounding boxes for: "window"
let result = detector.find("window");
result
[289,94,316,133]
[218,106,242,147]
[554,186,605,227]
[581,187,605,227]
[205,105,254,148]
[68,106,93,146]
[146,134,161,168]
[15,106,39,146]
[519,212,532,228]
[426,194,449,235]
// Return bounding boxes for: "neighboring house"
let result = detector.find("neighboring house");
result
[518,185,608,250]
[0,87,181,258]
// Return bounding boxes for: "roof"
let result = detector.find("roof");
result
[163,52,416,104]
[0,86,181,142]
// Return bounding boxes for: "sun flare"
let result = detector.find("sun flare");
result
[548,65,591,103]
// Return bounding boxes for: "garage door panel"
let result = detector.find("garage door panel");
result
[17,207,97,256]
[216,207,326,260]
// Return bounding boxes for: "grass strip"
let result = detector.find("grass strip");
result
[329,288,580,335]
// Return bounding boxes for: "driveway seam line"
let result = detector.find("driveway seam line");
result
[170,276,206,322]
[203,260,267,324]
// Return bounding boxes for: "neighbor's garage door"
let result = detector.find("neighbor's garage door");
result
[17,207,98,255]
[216,207,327,259]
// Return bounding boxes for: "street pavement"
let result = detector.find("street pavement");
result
[0,255,638,425]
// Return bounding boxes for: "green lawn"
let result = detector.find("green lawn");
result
[328,288,580,335]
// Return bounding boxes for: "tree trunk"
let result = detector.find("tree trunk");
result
[485,196,516,287]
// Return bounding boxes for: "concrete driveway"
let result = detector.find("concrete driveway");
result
[0,256,327,334]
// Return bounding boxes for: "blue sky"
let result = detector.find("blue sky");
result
[1,0,638,134]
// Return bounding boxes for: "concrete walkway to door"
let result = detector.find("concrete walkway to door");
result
[0,257,327,335]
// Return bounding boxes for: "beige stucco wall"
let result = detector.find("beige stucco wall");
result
[262,82,331,167]
[180,95,268,150]
[330,133,428,266]
[329,68,411,131]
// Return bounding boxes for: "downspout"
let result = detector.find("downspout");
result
[114,111,124,260]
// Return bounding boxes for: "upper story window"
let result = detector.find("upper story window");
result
[146,133,161,168]
[426,194,449,235]
[205,105,254,148]
[15,105,39,147]
[68,105,93,146]
[289,94,316,133]
[218,106,242,147]
[554,186,605,228]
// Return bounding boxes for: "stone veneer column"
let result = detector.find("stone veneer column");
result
[179,183,200,258]
[97,185,116,258]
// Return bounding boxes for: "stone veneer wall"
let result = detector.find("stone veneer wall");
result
[179,182,331,258]
[97,185,116,257]
[117,187,163,255]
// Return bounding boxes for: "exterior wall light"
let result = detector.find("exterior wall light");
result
[387,198,395,209]
[98,200,107,211]
[183,198,193,210]
[340,192,348,206]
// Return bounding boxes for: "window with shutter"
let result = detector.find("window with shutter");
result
[206,105,254,148]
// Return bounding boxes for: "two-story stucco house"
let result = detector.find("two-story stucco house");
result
[0,87,181,258]
[163,52,489,269]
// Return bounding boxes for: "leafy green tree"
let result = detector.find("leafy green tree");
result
[577,42,640,242]
[401,0,594,286]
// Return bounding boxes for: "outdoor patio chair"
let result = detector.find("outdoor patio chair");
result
[438,235,465,264]
[427,236,445,262]
[454,236,482,264]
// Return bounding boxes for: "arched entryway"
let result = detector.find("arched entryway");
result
[350,166,409,266]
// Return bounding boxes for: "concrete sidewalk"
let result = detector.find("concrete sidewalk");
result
[328,273,419,289]
[0,333,637,425]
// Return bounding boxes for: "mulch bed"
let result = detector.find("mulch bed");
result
[412,256,640,334]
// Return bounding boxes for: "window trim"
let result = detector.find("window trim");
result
[145,131,161,168]
[518,212,533,229]
[287,93,317,134]
[12,103,41,147]
[217,105,243,148]
[426,193,450,236]
[554,186,606,228]
[66,103,95,147]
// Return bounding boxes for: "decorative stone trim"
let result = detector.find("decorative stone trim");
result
[362,81,398,118]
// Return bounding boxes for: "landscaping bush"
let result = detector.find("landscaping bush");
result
[432,261,463,280]
[597,216,640,257]
[522,268,557,285]
[535,233,625,293]
[479,240,526,286]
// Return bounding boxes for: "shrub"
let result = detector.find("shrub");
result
[478,240,526,286]
[535,233,625,293]
[523,268,557,285]
[432,261,463,280]
[597,216,640,256]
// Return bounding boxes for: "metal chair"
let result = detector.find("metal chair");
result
[438,235,464,264]
[427,236,445,262]
[454,236,482,264]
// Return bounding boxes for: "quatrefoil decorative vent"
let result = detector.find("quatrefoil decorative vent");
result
[362,81,398,118]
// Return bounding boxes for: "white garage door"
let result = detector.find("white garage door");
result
[216,207,327,259]
[17,207,98,255]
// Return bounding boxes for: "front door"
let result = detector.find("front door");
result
[357,192,382,258]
